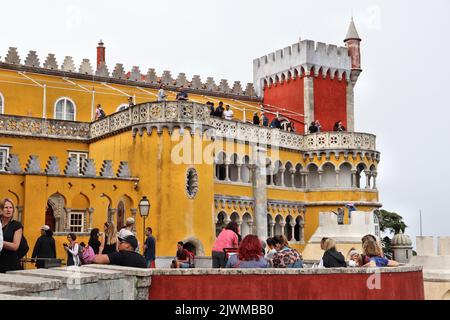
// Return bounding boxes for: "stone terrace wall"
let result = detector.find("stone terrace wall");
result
[0,265,423,300]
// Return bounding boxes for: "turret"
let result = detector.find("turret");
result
[344,18,362,86]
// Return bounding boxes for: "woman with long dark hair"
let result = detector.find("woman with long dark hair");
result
[88,228,101,254]
[0,198,23,273]
[226,235,268,268]
[211,221,240,268]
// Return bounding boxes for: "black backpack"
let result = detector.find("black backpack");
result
[99,108,106,118]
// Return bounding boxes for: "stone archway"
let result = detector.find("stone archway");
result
[181,237,205,256]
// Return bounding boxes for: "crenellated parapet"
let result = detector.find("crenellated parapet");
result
[253,39,352,96]
[0,48,258,99]
[1,154,136,180]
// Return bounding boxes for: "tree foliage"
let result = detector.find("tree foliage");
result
[378,209,408,260]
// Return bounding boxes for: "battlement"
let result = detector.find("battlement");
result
[415,236,450,256]
[2,154,135,180]
[253,39,352,96]
[0,47,257,99]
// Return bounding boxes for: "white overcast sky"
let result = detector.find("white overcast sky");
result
[2,0,449,247]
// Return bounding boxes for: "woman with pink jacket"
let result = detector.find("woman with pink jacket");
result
[212,221,240,268]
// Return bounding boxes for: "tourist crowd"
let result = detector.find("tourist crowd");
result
[1,197,399,271]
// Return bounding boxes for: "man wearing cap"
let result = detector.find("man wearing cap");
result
[93,233,146,268]
[118,217,140,253]
[31,225,56,268]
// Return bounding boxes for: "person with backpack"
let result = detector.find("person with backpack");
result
[79,242,95,265]
[63,233,80,266]
[31,225,56,268]
[0,198,27,272]
[95,104,106,120]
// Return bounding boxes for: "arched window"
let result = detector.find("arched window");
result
[116,104,129,112]
[54,97,76,121]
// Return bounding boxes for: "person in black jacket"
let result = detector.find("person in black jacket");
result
[31,225,56,268]
[321,238,347,268]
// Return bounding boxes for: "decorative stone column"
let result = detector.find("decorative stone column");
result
[236,219,243,231]
[335,169,340,187]
[364,170,371,189]
[268,168,274,186]
[247,220,254,235]
[108,208,116,224]
[299,221,305,243]
[289,220,296,241]
[64,208,71,232]
[236,163,242,182]
[372,171,378,189]
[301,171,308,188]
[290,169,296,188]
[225,161,231,181]
[88,208,94,232]
[252,145,268,240]
[351,169,357,188]
[224,216,231,225]
[269,221,275,237]
[279,168,285,186]
[279,222,286,236]
[318,170,323,188]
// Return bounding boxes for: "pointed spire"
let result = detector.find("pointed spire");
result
[344,17,361,42]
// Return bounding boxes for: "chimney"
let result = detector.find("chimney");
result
[97,40,105,69]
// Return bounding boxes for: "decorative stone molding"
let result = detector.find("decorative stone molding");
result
[205,77,217,91]
[79,59,93,75]
[100,160,114,178]
[64,156,79,176]
[129,66,141,82]
[24,51,40,68]
[83,159,96,177]
[112,63,125,79]
[176,73,188,87]
[117,161,131,178]
[95,62,110,77]
[161,70,173,85]
[45,156,61,175]
[25,155,41,174]
[232,81,243,95]
[219,79,231,93]
[186,168,199,199]
[6,154,22,173]
[4,47,21,65]
[190,75,202,89]
[61,56,76,72]
[145,68,158,84]
[43,53,58,70]
[214,195,255,212]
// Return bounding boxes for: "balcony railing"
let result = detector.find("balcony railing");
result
[0,101,377,152]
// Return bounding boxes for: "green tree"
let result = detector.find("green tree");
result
[378,209,407,259]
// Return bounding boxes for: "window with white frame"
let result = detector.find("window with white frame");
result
[0,146,10,171]
[116,104,129,112]
[69,211,85,232]
[0,92,4,114]
[68,151,88,175]
[55,97,76,121]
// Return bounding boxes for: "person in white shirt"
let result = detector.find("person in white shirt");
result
[223,105,233,121]
[157,84,167,102]
[118,217,140,253]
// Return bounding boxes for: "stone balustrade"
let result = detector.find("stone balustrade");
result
[0,102,378,154]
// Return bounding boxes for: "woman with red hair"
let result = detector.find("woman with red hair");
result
[225,235,268,268]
